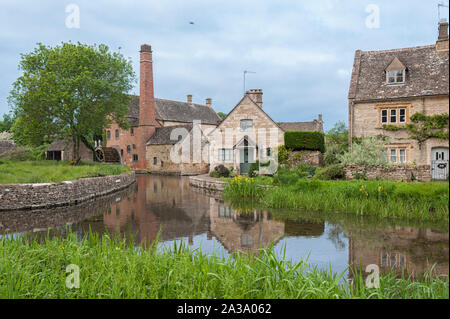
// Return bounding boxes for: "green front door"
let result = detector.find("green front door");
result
[239,148,253,174]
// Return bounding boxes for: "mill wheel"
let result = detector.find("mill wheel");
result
[95,148,105,162]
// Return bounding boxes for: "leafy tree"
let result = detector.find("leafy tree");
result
[0,113,15,132]
[217,112,227,120]
[324,121,349,165]
[8,42,135,163]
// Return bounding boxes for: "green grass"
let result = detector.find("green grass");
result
[0,160,130,184]
[223,177,449,222]
[0,232,447,299]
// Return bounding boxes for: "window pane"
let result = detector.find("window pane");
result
[115,129,119,138]
[381,109,388,123]
[396,70,404,82]
[399,149,406,163]
[388,71,396,83]
[399,108,406,122]
[390,109,397,123]
[390,149,397,162]
[240,119,253,131]
[153,157,157,165]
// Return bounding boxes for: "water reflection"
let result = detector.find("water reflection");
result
[0,175,448,279]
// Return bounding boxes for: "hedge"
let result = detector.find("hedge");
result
[284,131,325,153]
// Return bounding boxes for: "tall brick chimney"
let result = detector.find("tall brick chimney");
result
[137,44,158,170]
[187,94,193,104]
[246,89,263,108]
[205,98,212,108]
[139,44,157,126]
[436,20,449,52]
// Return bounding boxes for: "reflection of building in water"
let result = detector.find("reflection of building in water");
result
[348,226,449,279]
[209,198,324,254]
[103,175,210,246]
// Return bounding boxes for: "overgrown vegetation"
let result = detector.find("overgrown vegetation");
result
[406,112,449,144]
[0,160,129,184]
[338,135,391,168]
[0,233,447,299]
[223,170,449,222]
[324,121,349,165]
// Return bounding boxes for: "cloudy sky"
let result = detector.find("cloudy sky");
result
[0,0,448,131]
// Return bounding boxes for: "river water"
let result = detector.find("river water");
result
[0,175,448,279]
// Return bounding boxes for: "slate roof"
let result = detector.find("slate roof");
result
[146,124,193,145]
[348,44,449,102]
[127,95,221,126]
[46,139,72,151]
[279,120,323,132]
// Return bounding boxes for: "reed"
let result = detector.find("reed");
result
[0,232,447,299]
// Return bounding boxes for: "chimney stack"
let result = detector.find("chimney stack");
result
[187,94,193,104]
[246,89,263,108]
[436,20,449,52]
[139,44,157,126]
[205,98,212,108]
[318,114,323,122]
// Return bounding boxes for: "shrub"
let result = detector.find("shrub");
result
[284,131,325,153]
[314,164,345,180]
[338,136,390,168]
[296,163,316,178]
[0,147,33,161]
[248,160,271,177]
[276,145,290,165]
[212,164,230,178]
[353,172,368,180]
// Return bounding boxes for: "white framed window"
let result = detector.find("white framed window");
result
[381,109,387,123]
[390,109,397,123]
[240,119,253,132]
[399,108,406,123]
[387,69,405,83]
[390,149,397,163]
[218,148,233,162]
[399,148,406,163]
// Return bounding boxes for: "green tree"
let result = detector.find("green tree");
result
[217,112,227,120]
[324,121,349,165]
[8,42,135,162]
[0,113,15,132]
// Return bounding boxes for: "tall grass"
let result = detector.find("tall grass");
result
[0,232,447,299]
[0,160,130,184]
[223,176,449,222]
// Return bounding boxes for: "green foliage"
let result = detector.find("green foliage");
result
[284,131,325,153]
[324,144,344,166]
[382,124,406,131]
[1,233,447,298]
[0,113,15,132]
[0,160,129,184]
[314,164,345,180]
[406,112,449,143]
[8,42,136,160]
[276,144,290,165]
[353,172,368,180]
[326,121,348,146]
[338,135,391,168]
[248,160,271,177]
[223,175,263,199]
[217,112,227,120]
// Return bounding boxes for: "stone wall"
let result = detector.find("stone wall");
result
[344,164,432,182]
[287,150,323,168]
[0,171,135,211]
[0,141,17,155]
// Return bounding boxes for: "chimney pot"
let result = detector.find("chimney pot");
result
[205,98,212,107]
[140,44,152,52]
[245,89,263,108]
[318,114,323,122]
[187,94,192,104]
[436,21,449,52]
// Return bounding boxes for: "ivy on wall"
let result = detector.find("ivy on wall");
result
[406,113,449,144]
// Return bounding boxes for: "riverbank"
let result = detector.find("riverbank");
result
[0,160,130,184]
[190,175,449,222]
[0,233,447,299]
[0,161,135,211]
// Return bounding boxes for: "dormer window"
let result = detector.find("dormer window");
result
[387,70,404,83]
[385,57,406,84]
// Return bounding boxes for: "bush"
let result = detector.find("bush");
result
[0,147,33,161]
[284,131,325,153]
[296,163,316,178]
[211,164,230,178]
[276,145,290,165]
[314,164,345,180]
[338,136,390,167]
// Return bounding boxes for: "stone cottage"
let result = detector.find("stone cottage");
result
[105,44,221,172]
[348,21,449,179]
[45,139,93,161]
[207,89,323,174]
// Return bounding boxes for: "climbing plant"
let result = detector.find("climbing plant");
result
[406,113,449,144]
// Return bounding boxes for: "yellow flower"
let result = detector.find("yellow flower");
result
[378,186,382,192]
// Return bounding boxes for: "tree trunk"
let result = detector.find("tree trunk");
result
[72,135,81,165]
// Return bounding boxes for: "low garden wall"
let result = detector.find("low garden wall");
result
[0,171,135,211]
[287,150,323,168]
[344,164,431,182]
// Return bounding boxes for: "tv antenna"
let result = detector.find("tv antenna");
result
[438,2,449,22]
[243,70,256,95]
